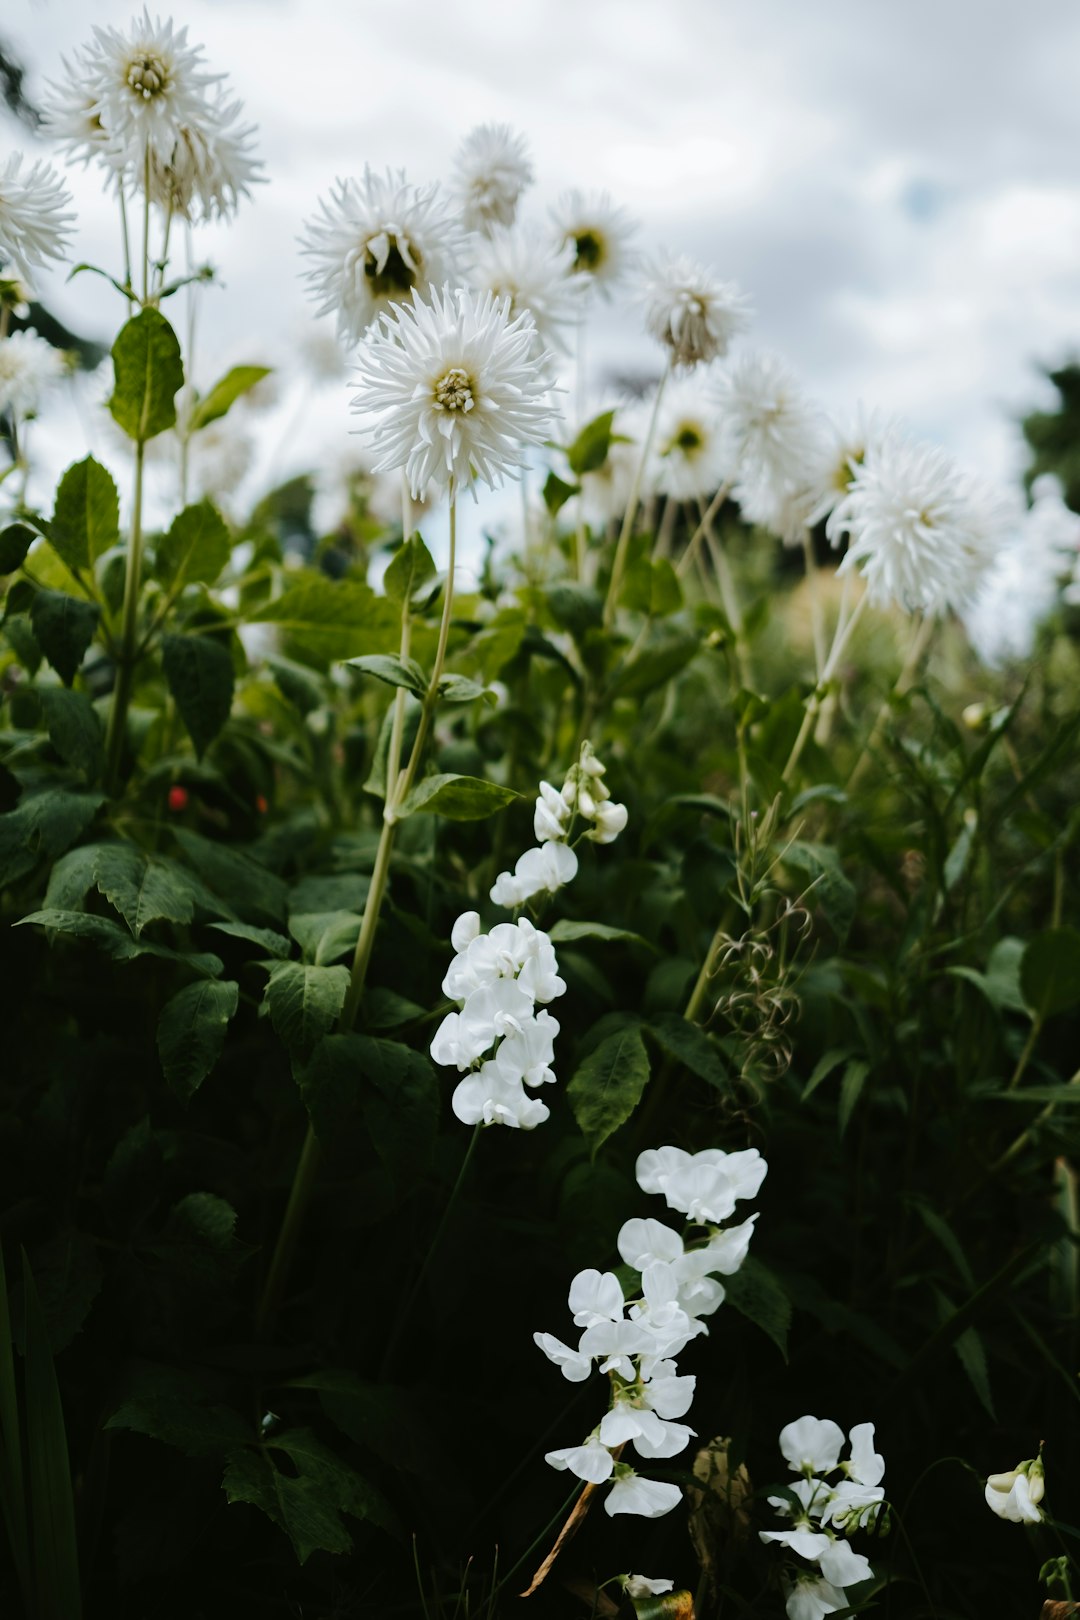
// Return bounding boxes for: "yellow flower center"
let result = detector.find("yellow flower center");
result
[433,367,474,413]
[126,51,170,100]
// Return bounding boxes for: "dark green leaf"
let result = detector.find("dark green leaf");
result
[39,687,103,780]
[437,673,494,704]
[189,364,272,432]
[0,521,35,574]
[19,1233,102,1354]
[172,828,288,924]
[107,1386,251,1457]
[608,628,701,700]
[162,632,235,757]
[383,533,436,604]
[50,456,119,570]
[646,1013,728,1090]
[1021,927,1080,1019]
[398,773,520,820]
[567,409,616,477]
[157,979,240,1102]
[838,1059,870,1138]
[548,919,654,950]
[288,910,361,966]
[782,840,856,944]
[250,576,397,668]
[542,469,579,516]
[17,910,223,976]
[93,843,197,936]
[0,788,103,886]
[262,961,351,1054]
[157,500,231,588]
[298,1033,439,1184]
[722,1257,791,1360]
[108,308,184,441]
[207,920,292,958]
[344,652,427,696]
[948,937,1029,1016]
[223,1427,398,1562]
[29,590,100,686]
[566,1025,651,1155]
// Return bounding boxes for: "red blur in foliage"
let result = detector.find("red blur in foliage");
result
[167,785,189,813]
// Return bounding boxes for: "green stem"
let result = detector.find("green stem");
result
[802,531,825,679]
[0,303,10,341]
[378,1124,481,1379]
[118,188,134,308]
[674,479,731,578]
[781,587,870,784]
[847,611,935,789]
[103,437,147,794]
[254,1125,321,1335]
[602,360,670,628]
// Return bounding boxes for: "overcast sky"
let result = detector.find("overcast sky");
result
[4,0,1080,534]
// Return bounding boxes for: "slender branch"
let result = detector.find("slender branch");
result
[847,610,935,789]
[674,479,731,578]
[602,360,671,628]
[781,587,870,784]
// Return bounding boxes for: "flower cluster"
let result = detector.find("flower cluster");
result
[431,912,565,1130]
[985,1454,1044,1524]
[761,1415,887,1620]
[535,1143,766,1518]
[46,10,262,224]
[490,742,627,908]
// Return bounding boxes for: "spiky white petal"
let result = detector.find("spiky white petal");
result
[145,93,263,222]
[643,253,751,370]
[963,478,1078,664]
[470,225,586,354]
[651,375,730,502]
[300,168,467,348]
[550,189,637,295]
[806,407,899,527]
[351,285,557,500]
[828,429,1010,615]
[0,155,75,289]
[714,351,826,520]
[0,332,66,417]
[452,123,533,234]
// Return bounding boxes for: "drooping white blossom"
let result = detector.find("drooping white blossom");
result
[301,169,467,348]
[545,1432,616,1483]
[0,154,75,289]
[145,93,263,222]
[490,842,579,908]
[622,1575,675,1599]
[470,225,585,353]
[985,1458,1044,1524]
[963,476,1079,665]
[605,1471,683,1519]
[0,332,66,418]
[550,189,637,295]
[351,285,556,500]
[643,253,751,370]
[635,1144,767,1223]
[452,123,533,234]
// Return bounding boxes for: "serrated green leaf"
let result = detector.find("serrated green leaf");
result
[50,456,119,570]
[782,839,856,944]
[189,364,271,432]
[250,576,397,668]
[223,1427,398,1563]
[108,308,184,441]
[157,501,231,588]
[29,590,100,686]
[345,652,427,695]
[298,1033,439,1185]
[157,979,239,1102]
[262,961,350,1054]
[288,910,361,966]
[722,1257,791,1360]
[105,1364,251,1457]
[384,533,436,604]
[162,632,235,757]
[1021,927,1080,1019]
[207,920,292,958]
[93,844,197,936]
[0,789,103,887]
[398,773,519,820]
[172,828,288,924]
[16,910,222,976]
[39,687,103,780]
[566,1024,651,1155]
[646,1012,728,1090]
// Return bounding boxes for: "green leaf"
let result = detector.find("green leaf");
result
[106,1381,251,1457]
[1021,927,1080,1019]
[223,1427,398,1563]
[207,920,292,958]
[266,655,326,716]
[39,687,103,781]
[189,364,272,432]
[286,1370,432,1476]
[162,632,235,757]
[157,979,240,1102]
[262,961,351,1054]
[359,988,425,1030]
[29,590,101,686]
[93,844,197,936]
[437,673,494,704]
[108,308,184,441]
[566,1024,651,1155]
[288,910,361,966]
[0,521,36,573]
[0,788,103,887]
[397,772,520,820]
[172,829,288,925]
[50,456,119,571]
[19,1232,102,1354]
[837,1058,870,1138]
[801,1047,857,1102]
[22,1254,82,1620]
[782,840,856,944]
[542,469,579,516]
[298,1033,439,1184]
[383,533,436,604]
[147,1194,248,1288]
[548,919,655,950]
[646,1013,728,1090]
[567,409,617,477]
[607,628,701,700]
[542,581,603,641]
[17,910,223,976]
[722,1257,791,1360]
[344,652,427,696]
[250,576,397,668]
[157,500,231,588]
[948,936,1029,1016]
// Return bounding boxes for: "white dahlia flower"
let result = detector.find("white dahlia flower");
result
[0,331,66,418]
[714,351,826,518]
[643,253,751,370]
[350,285,557,499]
[551,188,636,295]
[807,407,898,526]
[300,168,467,347]
[828,429,1010,615]
[651,375,730,503]
[145,93,263,223]
[963,477,1078,665]
[0,154,75,289]
[452,123,533,234]
[470,225,585,353]
[48,10,222,173]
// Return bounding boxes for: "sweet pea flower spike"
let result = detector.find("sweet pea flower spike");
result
[985,1456,1044,1524]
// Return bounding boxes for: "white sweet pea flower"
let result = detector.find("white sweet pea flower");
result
[629,1416,696,1461]
[701,1214,759,1275]
[985,1459,1044,1523]
[604,1470,683,1519]
[622,1575,675,1598]
[494,1010,560,1086]
[578,1317,652,1379]
[819,1478,883,1531]
[780,1416,846,1476]
[768,1477,834,1523]
[450,910,482,953]
[630,1262,707,1361]
[533,1331,592,1383]
[545,1433,614,1484]
[534,780,572,843]
[599,1401,671,1450]
[587,799,629,844]
[569,1269,624,1329]
[451,1064,550,1129]
[817,1539,872,1588]
[785,1574,849,1620]
[617,1217,684,1270]
[847,1423,885,1488]
[759,1527,832,1562]
[490,841,579,907]
[640,1360,696,1420]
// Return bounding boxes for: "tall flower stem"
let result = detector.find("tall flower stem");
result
[780,587,870,784]
[102,438,147,795]
[847,611,935,789]
[257,487,459,1332]
[602,360,670,629]
[802,532,825,679]
[674,479,730,578]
